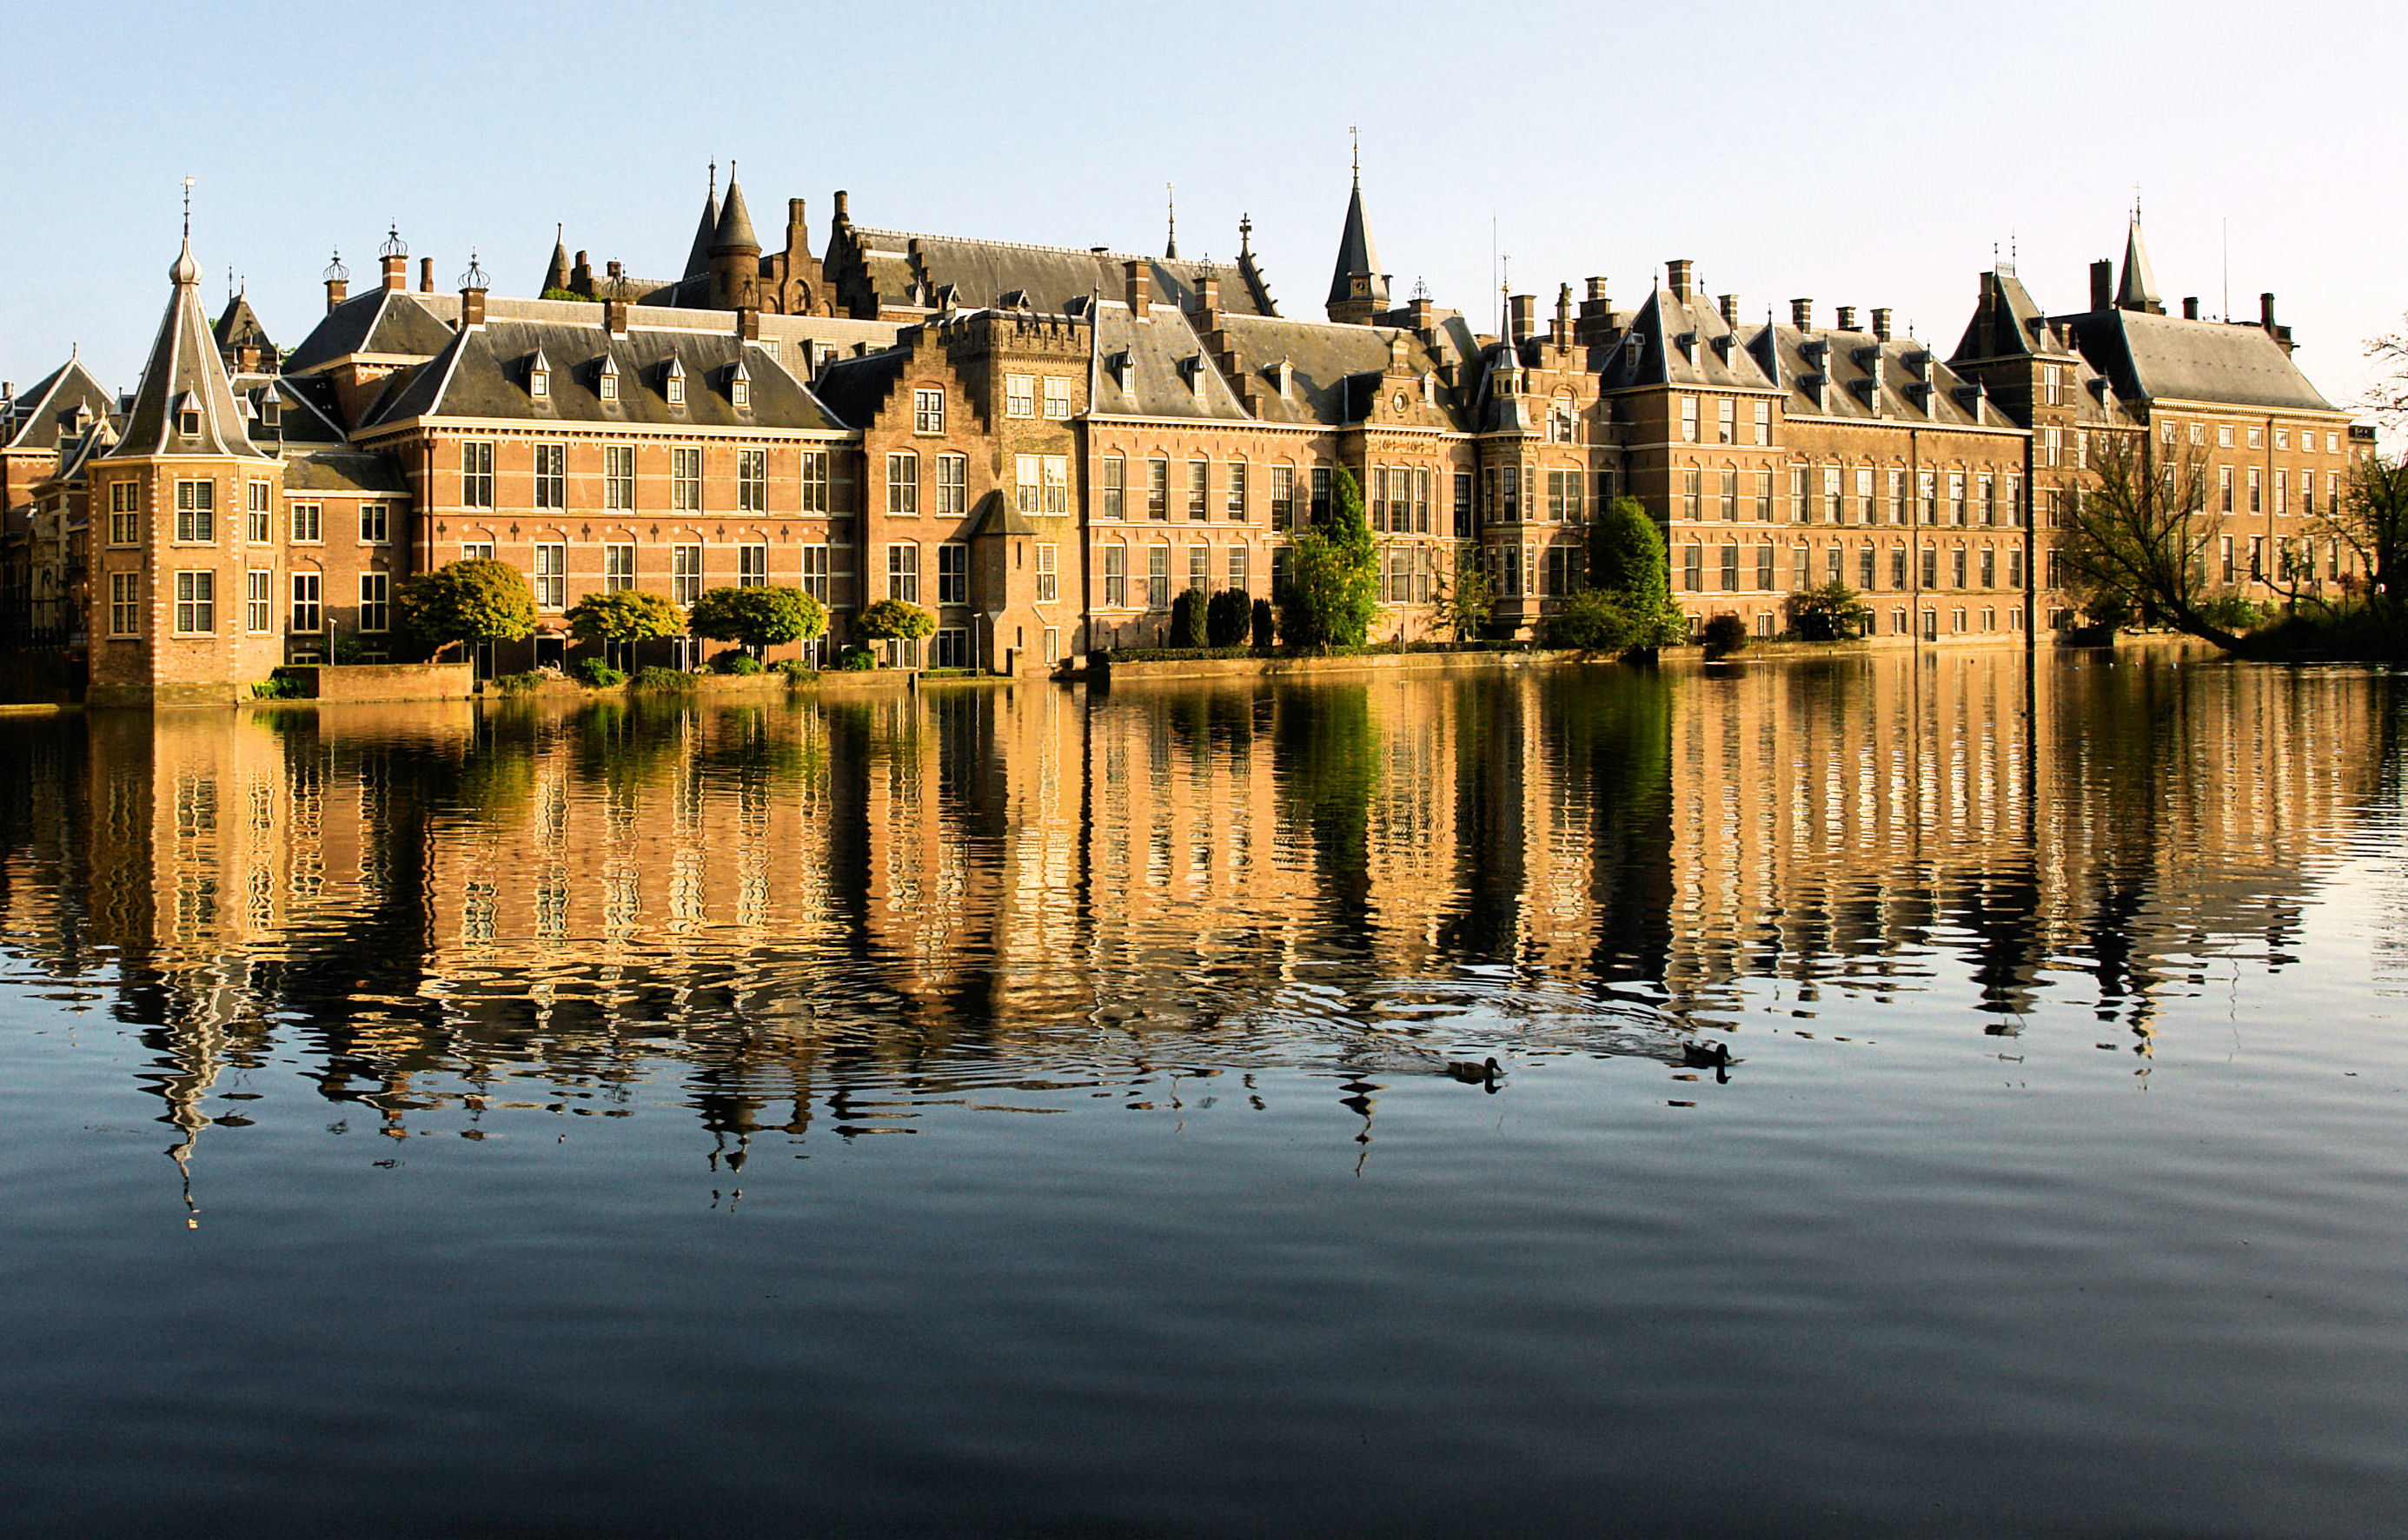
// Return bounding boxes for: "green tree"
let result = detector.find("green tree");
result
[1700,613,1749,656]
[1171,587,1210,647]
[1584,497,1688,652]
[398,559,535,658]
[1279,464,1381,650]
[1784,581,1874,641]
[1542,587,1635,653]
[566,589,686,649]
[1430,557,1495,641]
[856,597,936,645]
[689,585,826,657]
[1206,587,1251,646]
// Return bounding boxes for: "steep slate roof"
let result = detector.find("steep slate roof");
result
[2116,217,2161,312]
[1209,311,1461,428]
[1597,287,1779,395]
[284,448,409,495]
[845,228,1275,319]
[284,287,459,373]
[105,240,271,462]
[1951,268,2079,362]
[211,290,275,362]
[685,184,722,277]
[2073,309,2337,413]
[1089,304,1250,423]
[1749,321,2002,428]
[807,342,912,428]
[3,356,115,450]
[33,422,113,494]
[362,317,843,433]
[1326,174,1387,310]
[713,177,759,252]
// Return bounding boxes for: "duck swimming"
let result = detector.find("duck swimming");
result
[1445,1056,1503,1087]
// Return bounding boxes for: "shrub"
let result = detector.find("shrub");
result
[835,647,878,672]
[1784,581,1874,641]
[1206,588,1251,647]
[399,560,536,657]
[1171,587,1210,648]
[632,666,698,692]
[1251,597,1276,648]
[2196,593,2275,633]
[720,653,766,676]
[1542,588,1635,653]
[574,658,627,687]
[328,632,366,666]
[493,671,545,695]
[776,658,817,684]
[1700,613,1750,657]
[250,674,303,700]
[690,586,826,655]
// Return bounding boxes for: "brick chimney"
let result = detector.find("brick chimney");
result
[2090,259,2113,313]
[604,297,629,336]
[1191,269,1220,316]
[1124,259,1151,319]
[2183,296,2200,320]
[460,260,488,329]
[1871,308,1892,342]
[1509,293,1536,342]
[1718,294,1740,328]
[833,189,851,227]
[1665,259,1693,301]
[380,226,408,292]
[737,306,761,342]
[323,253,349,314]
[419,256,434,293]
[1791,298,1814,329]
[1836,305,1857,332]
[237,343,262,373]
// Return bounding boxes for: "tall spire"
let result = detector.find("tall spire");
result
[1325,141,1389,325]
[111,225,268,461]
[1164,182,1177,260]
[684,163,723,278]
[713,161,759,254]
[2116,202,2163,315]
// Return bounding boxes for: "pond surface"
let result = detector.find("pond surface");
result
[3,649,2405,1537]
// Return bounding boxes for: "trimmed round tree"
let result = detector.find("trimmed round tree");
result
[398,559,536,660]
[566,589,686,655]
[689,585,826,658]
[855,597,936,662]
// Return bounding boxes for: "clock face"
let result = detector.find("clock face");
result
[1393,391,1409,414]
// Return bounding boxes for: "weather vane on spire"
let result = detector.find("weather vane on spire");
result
[1350,125,1359,178]
[1164,182,1177,260]
[182,176,194,239]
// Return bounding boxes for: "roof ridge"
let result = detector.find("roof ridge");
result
[853,226,1223,267]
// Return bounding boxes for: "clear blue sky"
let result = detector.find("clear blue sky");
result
[7,0,2400,422]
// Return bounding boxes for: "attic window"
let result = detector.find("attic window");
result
[664,358,687,406]
[259,398,280,429]
[731,365,753,409]
[178,405,201,437]
[527,348,553,400]
[1186,357,1209,402]
[598,357,619,402]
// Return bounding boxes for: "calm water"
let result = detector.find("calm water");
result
[3,650,2405,1537]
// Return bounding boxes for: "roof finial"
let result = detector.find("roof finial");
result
[182,176,194,240]
[1350,124,1360,182]
[460,249,488,290]
[1238,213,1252,257]
[709,159,717,199]
[1164,181,1177,260]
[728,158,737,188]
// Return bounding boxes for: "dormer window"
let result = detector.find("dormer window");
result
[179,407,201,437]
[730,359,753,410]
[259,398,280,430]
[597,356,620,403]
[1185,356,1209,403]
[663,356,687,407]
[1271,360,1293,400]
[527,349,552,399]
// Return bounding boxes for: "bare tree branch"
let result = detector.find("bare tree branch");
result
[2063,428,2240,649]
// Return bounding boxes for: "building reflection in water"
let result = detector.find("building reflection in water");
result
[0,650,2391,1198]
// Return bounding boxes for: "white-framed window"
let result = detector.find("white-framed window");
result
[109,571,142,636]
[2045,366,2063,407]
[534,543,567,610]
[672,447,701,511]
[1005,374,1036,418]
[534,443,566,509]
[174,480,215,542]
[172,571,213,634]
[1187,461,1209,521]
[1270,465,1296,530]
[666,367,687,407]
[1103,545,1127,607]
[799,449,829,513]
[359,572,389,633]
[738,545,767,587]
[938,542,968,606]
[290,571,322,634]
[246,569,270,634]
[913,388,945,435]
[1036,543,1058,602]
[1147,458,1170,521]
[730,371,751,410]
[2248,426,2264,449]
[1225,462,1248,521]
[1716,398,1735,445]
[292,501,322,543]
[599,362,619,403]
[1147,545,1170,609]
[461,441,495,507]
[887,451,919,514]
[605,543,634,592]
[672,543,702,607]
[2043,426,2060,468]
[935,454,967,516]
[605,444,635,510]
[359,501,389,544]
[1228,545,1250,593]
[1043,375,1071,419]
[1016,454,1040,516]
[461,541,494,562]
[247,481,270,544]
[1188,542,1210,594]
[1043,627,1059,664]
[800,544,829,604]
[1680,396,1700,443]
[1102,455,1125,521]
[739,448,767,513]
[887,542,919,603]
[109,481,139,546]
[1753,400,1772,445]
[1044,455,1069,516]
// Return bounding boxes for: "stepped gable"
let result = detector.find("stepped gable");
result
[284,287,457,374]
[807,341,913,429]
[841,225,1276,320]
[362,315,841,433]
[106,237,271,462]
[3,355,114,450]
[2074,309,2336,414]
[1200,311,1460,428]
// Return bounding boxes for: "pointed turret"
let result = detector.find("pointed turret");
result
[2116,212,2163,315]
[684,163,722,279]
[544,224,571,294]
[709,166,763,310]
[713,169,760,256]
[212,283,276,374]
[1325,158,1388,326]
[107,236,268,461]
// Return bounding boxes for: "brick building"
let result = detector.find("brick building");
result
[2,172,2377,703]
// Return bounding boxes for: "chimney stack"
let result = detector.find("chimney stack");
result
[380,226,408,292]
[1837,306,1859,332]
[2183,296,2200,320]
[419,256,434,293]
[833,189,851,225]
[1791,298,1814,329]
[459,254,489,329]
[1871,308,1893,342]
[323,253,349,314]
[1509,293,1536,342]
[1555,283,1573,344]
[604,297,628,336]
[1123,259,1151,319]
[1718,294,1740,328]
[1191,269,1220,315]
[737,306,761,342]
[237,343,262,374]
[1665,259,1693,301]
[2090,259,2113,313]
[2260,292,2277,331]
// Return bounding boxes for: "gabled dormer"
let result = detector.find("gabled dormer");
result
[594,353,621,404]
[726,356,753,410]
[660,355,688,408]
[526,347,553,401]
